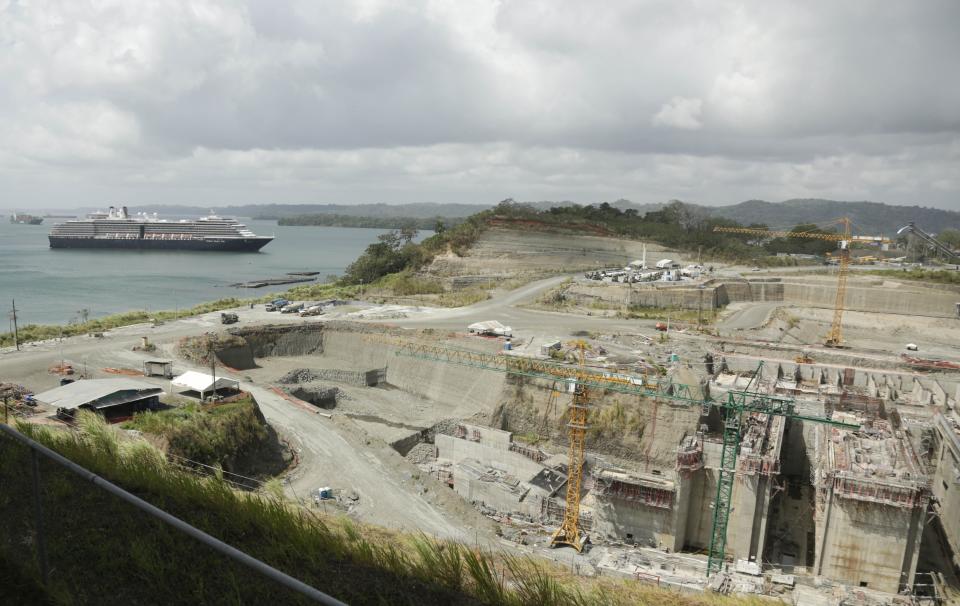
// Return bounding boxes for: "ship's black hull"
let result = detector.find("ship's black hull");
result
[49,236,272,252]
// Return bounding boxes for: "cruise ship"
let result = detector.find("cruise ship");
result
[48,206,273,252]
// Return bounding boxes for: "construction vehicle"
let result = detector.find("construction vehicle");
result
[795,352,814,364]
[265,298,289,312]
[374,337,857,573]
[220,312,238,324]
[714,218,892,347]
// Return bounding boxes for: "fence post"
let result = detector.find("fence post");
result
[31,449,50,586]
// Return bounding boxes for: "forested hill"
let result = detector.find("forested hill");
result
[134,202,491,219]
[132,198,958,234]
[703,199,960,235]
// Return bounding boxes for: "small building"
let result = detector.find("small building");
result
[171,371,240,401]
[36,378,163,422]
[143,359,174,379]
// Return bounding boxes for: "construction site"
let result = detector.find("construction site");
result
[3,219,960,605]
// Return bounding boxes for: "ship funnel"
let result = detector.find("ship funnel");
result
[121,206,128,218]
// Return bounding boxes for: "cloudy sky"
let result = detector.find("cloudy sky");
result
[2,0,958,210]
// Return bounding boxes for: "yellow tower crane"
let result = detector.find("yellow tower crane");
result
[713,218,889,347]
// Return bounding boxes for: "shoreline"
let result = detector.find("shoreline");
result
[0,280,356,349]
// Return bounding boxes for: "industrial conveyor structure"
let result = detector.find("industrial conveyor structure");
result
[896,222,960,262]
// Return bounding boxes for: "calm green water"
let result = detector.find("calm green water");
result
[0,219,418,327]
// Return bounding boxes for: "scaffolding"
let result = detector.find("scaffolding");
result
[831,474,927,508]
[509,442,547,462]
[676,435,704,473]
[593,473,675,509]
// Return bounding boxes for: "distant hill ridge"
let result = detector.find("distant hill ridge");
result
[123,198,960,234]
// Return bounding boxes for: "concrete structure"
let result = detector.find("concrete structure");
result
[433,424,565,519]
[570,274,960,317]
[931,412,960,571]
[812,413,930,593]
[36,378,163,421]
[143,359,174,379]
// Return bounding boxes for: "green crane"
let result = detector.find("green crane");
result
[705,362,860,576]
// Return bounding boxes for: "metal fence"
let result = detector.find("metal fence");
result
[0,423,347,605]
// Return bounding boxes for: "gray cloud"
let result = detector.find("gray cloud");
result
[0,0,958,209]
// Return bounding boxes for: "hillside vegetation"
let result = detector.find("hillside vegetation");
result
[0,415,763,606]
[124,397,290,480]
[278,213,463,230]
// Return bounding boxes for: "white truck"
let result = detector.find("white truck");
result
[468,320,513,337]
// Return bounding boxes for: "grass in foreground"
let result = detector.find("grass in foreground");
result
[0,414,761,606]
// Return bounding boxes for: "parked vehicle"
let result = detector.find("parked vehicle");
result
[299,305,324,317]
[265,298,289,311]
[220,312,239,324]
[281,302,304,314]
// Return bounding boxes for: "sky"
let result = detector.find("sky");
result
[1,0,959,210]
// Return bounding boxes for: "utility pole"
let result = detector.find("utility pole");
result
[697,286,704,330]
[11,299,19,351]
[208,333,217,402]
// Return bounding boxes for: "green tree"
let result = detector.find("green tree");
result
[937,228,960,249]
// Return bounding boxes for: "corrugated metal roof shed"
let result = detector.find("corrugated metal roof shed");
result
[35,379,163,411]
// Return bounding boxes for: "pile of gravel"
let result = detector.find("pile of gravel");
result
[405,442,437,465]
[278,368,321,384]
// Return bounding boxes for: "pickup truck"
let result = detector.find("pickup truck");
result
[281,302,304,314]
[265,298,289,312]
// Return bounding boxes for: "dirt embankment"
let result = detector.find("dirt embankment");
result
[423,227,678,278]
[490,375,704,470]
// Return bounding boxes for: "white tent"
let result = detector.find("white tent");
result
[171,371,240,400]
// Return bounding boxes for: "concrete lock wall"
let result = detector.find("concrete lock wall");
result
[816,497,921,593]
[781,282,958,317]
[321,329,508,414]
[591,498,677,549]
[933,419,960,569]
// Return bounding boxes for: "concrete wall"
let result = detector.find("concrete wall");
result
[815,493,925,593]
[435,434,543,479]
[627,286,718,311]
[683,468,718,550]
[591,497,677,549]
[321,329,508,416]
[456,472,541,517]
[720,275,958,317]
[781,281,958,317]
[932,415,960,569]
